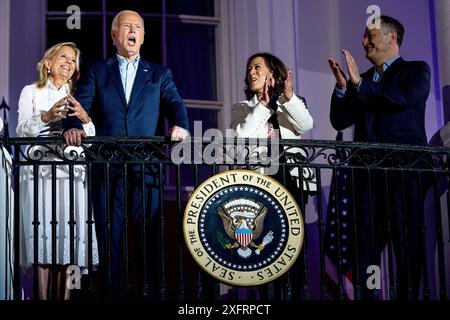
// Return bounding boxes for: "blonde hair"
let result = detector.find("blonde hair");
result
[35,42,81,92]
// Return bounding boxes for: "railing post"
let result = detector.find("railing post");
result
[12,144,20,300]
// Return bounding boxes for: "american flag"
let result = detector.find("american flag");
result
[323,132,355,300]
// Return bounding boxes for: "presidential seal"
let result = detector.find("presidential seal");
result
[183,170,304,286]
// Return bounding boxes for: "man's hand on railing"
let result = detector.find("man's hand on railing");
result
[64,128,87,146]
[169,125,189,141]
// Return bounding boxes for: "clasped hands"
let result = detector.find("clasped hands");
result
[259,70,294,107]
[41,95,90,125]
[328,49,362,89]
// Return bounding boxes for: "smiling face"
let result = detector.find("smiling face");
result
[111,11,145,61]
[362,26,398,67]
[246,56,273,96]
[45,45,77,86]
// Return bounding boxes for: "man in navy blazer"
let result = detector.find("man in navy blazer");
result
[64,10,189,299]
[328,16,430,299]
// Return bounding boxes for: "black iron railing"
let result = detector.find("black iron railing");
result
[0,136,449,300]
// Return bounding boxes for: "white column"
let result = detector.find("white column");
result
[271,0,296,71]
[0,0,12,300]
[0,0,10,105]
[294,0,344,140]
[224,0,299,122]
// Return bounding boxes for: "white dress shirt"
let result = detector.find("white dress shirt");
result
[17,81,95,137]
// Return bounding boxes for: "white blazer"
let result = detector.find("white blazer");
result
[231,94,316,192]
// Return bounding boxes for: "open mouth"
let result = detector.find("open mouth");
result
[365,45,375,53]
[127,36,136,46]
[61,65,71,73]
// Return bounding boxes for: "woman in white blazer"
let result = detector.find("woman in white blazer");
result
[17,42,98,300]
[230,52,316,209]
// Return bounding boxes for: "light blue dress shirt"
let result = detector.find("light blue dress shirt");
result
[117,54,140,104]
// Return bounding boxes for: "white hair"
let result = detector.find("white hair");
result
[111,10,145,32]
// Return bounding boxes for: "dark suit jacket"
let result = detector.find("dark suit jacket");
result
[65,57,189,136]
[330,58,431,299]
[330,57,431,145]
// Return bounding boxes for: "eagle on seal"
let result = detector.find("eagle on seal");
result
[217,199,269,258]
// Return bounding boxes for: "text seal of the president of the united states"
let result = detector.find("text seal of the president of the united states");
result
[183,170,304,286]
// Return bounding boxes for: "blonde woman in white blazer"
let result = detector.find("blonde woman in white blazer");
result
[230,52,316,208]
[17,42,98,300]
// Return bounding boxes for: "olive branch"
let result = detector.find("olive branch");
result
[217,231,231,249]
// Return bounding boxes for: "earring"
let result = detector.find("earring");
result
[47,68,50,74]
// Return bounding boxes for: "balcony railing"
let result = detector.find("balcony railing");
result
[0,136,449,300]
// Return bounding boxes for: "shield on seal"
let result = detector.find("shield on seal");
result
[235,228,253,247]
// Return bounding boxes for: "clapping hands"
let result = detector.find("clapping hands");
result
[259,73,275,107]
[328,49,361,88]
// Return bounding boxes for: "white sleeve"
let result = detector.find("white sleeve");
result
[279,94,314,134]
[82,120,96,137]
[230,102,273,138]
[0,117,3,136]
[16,86,48,137]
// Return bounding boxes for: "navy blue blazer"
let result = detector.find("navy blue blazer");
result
[65,57,189,136]
[330,57,431,145]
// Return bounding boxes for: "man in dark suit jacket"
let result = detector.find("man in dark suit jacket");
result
[328,15,430,299]
[64,10,189,299]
